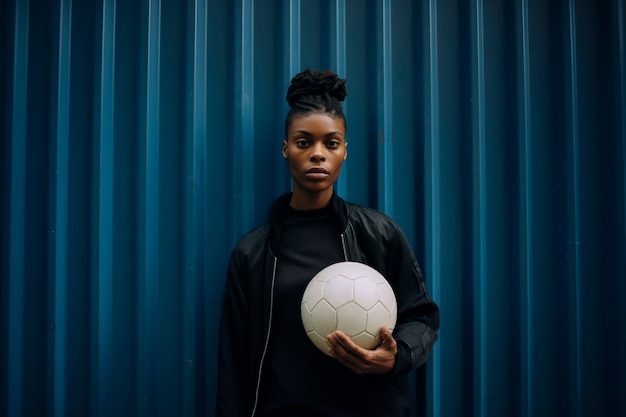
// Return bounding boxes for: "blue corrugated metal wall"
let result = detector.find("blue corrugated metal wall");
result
[1,0,625,416]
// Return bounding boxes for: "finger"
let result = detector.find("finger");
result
[327,333,367,367]
[328,340,368,372]
[327,331,355,355]
[379,326,397,348]
[327,333,392,375]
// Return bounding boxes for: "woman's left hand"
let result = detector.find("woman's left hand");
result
[326,325,397,375]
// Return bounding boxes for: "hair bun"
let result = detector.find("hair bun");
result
[286,68,347,107]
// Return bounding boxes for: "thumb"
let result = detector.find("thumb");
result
[379,326,396,348]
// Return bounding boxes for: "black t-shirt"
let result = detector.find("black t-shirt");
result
[260,206,403,416]
[260,205,368,416]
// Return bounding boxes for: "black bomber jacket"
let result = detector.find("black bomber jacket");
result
[216,192,440,417]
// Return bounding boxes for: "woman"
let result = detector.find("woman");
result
[216,69,439,416]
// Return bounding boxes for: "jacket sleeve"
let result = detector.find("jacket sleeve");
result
[387,227,440,375]
[215,249,252,417]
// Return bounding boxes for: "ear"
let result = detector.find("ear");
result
[282,140,289,159]
[343,142,348,160]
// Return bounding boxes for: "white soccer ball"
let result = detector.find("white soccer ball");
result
[300,261,397,355]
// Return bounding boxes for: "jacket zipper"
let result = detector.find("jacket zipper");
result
[340,233,349,261]
[251,255,278,417]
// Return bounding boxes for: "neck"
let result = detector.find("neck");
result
[289,188,333,211]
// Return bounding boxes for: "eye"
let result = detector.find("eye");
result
[326,140,341,149]
[295,139,310,147]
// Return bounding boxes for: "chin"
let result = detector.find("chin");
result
[295,183,334,195]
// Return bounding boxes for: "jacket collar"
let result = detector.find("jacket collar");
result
[267,191,348,254]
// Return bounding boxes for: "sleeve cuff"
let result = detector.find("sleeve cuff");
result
[392,339,413,375]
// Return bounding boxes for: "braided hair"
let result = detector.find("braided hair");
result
[285,68,347,136]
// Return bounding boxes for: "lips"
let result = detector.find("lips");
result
[305,167,330,179]
[306,167,329,174]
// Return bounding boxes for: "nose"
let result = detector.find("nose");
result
[310,142,326,162]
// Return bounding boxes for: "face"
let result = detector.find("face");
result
[282,112,347,207]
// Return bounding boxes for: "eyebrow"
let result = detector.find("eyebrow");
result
[291,130,344,138]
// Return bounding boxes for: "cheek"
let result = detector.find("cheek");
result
[331,157,345,176]
[287,156,300,172]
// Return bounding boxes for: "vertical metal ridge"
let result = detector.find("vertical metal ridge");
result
[519,0,533,415]
[144,0,161,414]
[426,0,441,414]
[275,0,300,194]
[376,0,393,214]
[187,0,208,415]
[619,2,626,413]
[331,0,345,79]
[473,0,488,416]
[288,0,300,73]
[621,0,626,261]
[7,2,29,416]
[567,0,582,415]
[53,1,72,415]
[330,0,348,196]
[621,0,626,266]
[97,0,116,415]
[233,0,254,235]
[427,1,443,415]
